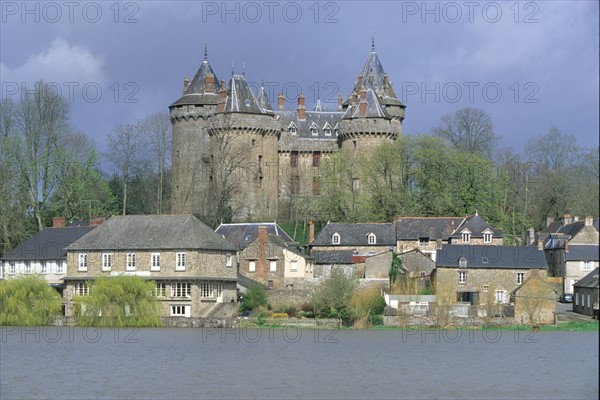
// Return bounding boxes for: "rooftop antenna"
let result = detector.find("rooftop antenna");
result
[231,61,234,76]
[204,43,208,60]
[371,33,375,52]
[242,61,246,75]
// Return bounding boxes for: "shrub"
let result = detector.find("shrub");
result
[240,285,268,313]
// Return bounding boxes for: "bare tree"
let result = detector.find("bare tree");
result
[142,112,171,214]
[106,123,148,215]
[433,107,497,157]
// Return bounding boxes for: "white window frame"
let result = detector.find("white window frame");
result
[102,253,112,271]
[483,232,493,244]
[310,122,318,136]
[74,282,89,296]
[461,231,471,243]
[56,262,64,274]
[269,260,277,272]
[483,285,489,293]
[151,253,161,271]
[170,305,189,317]
[226,253,233,267]
[126,253,136,271]
[8,262,16,275]
[290,260,298,272]
[581,261,591,271]
[458,271,467,284]
[332,233,340,245]
[517,272,525,284]
[495,290,505,304]
[288,122,297,135]
[78,253,88,272]
[40,262,48,274]
[367,233,376,245]
[323,123,332,136]
[176,252,186,271]
[171,283,191,298]
[200,282,223,299]
[155,282,166,297]
[248,260,256,272]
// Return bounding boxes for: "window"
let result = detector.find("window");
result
[312,177,321,196]
[249,260,256,272]
[78,254,88,271]
[312,151,321,167]
[102,253,112,271]
[290,151,299,167]
[171,305,188,317]
[581,261,591,271]
[368,233,376,245]
[495,290,505,303]
[420,271,427,277]
[419,237,430,246]
[155,283,166,297]
[56,262,64,274]
[323,123,332,136]
[588,294,591,308]
[171,283,191,297]
[269,260,277,272]
[74,282,89,296]
[459,257,467,268]
[226,253,233,267]
[40,262,48,274]
[517,272,525,284]
[483,285,489,293]
[575,293,579,306]
[126,253,136,270]
[458,271,467,284]
[483,232,493,244]
[200,283,222,298]
[151,253,161,271]
[310,122,318,136]
[332,233,340,245]
[176,252,186,271]
[8,262,15,275]
[288,122,297,135]
[268,280,273,289]
[461,231,471,243]
[290,260,298,272]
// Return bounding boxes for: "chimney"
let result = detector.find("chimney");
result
[359,88,367,117]
[436,239,443,250]
[352,90,358,106]
[257,226,267,279]
[297,94,306,120]
[527,228,535,245]
[357,73,363,89]
[546,216,554,227]
[308,220,315,244]
[183,77,189,94]
[90,216,106,227]
[563,213,571,224]
[383,73,391,95]
[537,239,543,251]
[338,95,343,111]
[52,217,65,228]
[278,93,285,111]
[204,73,215,94]
[450,220,456,231]
[585,216,593,226]
[573,216,579,222]
[218,85,227,112]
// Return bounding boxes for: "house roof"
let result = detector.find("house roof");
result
[224,74,272,115]
[436,245,548,269]
[310,222,395,247]
[565,245,600,262]
[574,268,600,289]
[2,226,95,261]
[276,110,343,139]
[449,213,503,238]
[215,222,296,251]
[67,215,235,252]
[395,217,464,240]
[313,250,354,265]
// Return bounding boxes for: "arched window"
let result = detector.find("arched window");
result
[332,233,340,245]
[367,233,376,245]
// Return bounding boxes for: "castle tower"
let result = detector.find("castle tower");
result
[169,47,221,216]
[338,42,406,154]
[207,74,280,222]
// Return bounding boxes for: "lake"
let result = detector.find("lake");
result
[1,326,598,399]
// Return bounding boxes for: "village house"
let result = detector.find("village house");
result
[433,244,548,316]
[397,248,436,291]
[573,267,599,317]
[216,223,313,290]
[510,274,559,325]
[64,215,237,319]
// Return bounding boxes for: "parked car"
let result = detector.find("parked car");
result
[559,293,573,303]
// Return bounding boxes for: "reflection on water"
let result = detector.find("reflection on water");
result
[1,326,598,399]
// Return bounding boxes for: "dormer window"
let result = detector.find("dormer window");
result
[461,230,471,243]
[323,123,332,136]
[419,237,430,246]
[332,233,340,245]
[459,257,467,268]
[244,99,251,107]
[367,233,376,245]
[483,229,493,244]
[310,122,318,136]
[288,122,297,135]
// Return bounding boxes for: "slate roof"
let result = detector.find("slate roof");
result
[343,88,388,119]
[313,250,354,265]
[310,223,395,247]
[396,217,464,240]
[565,245,600,262]
[2,226,95,261]
[574,268,600,289]
[225,74,271,114]
[449,213,503,238]
[436,245,548,269]
[276,110,343,139]
[556,219,600,238]
[215,222,295,251]
[67,215,234,252]
[170,56,221,107]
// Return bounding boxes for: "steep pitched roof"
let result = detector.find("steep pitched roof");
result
[170,56,221,107]
[310,223,395,247]
[436,245,548,269]
[313,250,354,265]
[67,215,234,251]
[224,74,266,114]
[450,213,503,238]
[396,217,464,240]
[3,226,95,261]
[565,245,600,262]
[256,84,274,113]
[215,222,295,251]
[574,268,600,288]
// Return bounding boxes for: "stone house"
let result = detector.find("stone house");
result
[510,273,559,325]
[397,249,436,291]
[64,215,237,319]
[447,213,503,246]
[1,217,101,295]
[433,245,548,309]
[573,268,599,317]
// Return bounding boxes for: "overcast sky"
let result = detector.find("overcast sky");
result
[1,1,598,157]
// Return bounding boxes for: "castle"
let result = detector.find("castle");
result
[169,41,406,223]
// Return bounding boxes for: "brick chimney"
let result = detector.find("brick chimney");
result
[204,73,215,94]
[257,226,267,279]
[90,216,106,227]
[278,93,285,111]
[563,213,571,224]
[537,239,543,251]
[183,76,189,94]
[338,95,343,111]
[585,216,593,226]
[218,85,227,112]
[297,94,306,120]
[52,217,65,228]
[527,228,535,245]
[359,88,367,117]
[308,220,315,244]
[383,73,391,95]
[546,216,554,227]
[357,73,363,89]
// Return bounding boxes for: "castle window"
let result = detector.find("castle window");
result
[332,233,341,245]
[323,123,332,136]
[310,122,318,136]
[288,122,297,135]
[290,151,299,167]
[458,271,467,284]
[312,151,321,167]
[483,230,493,244]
